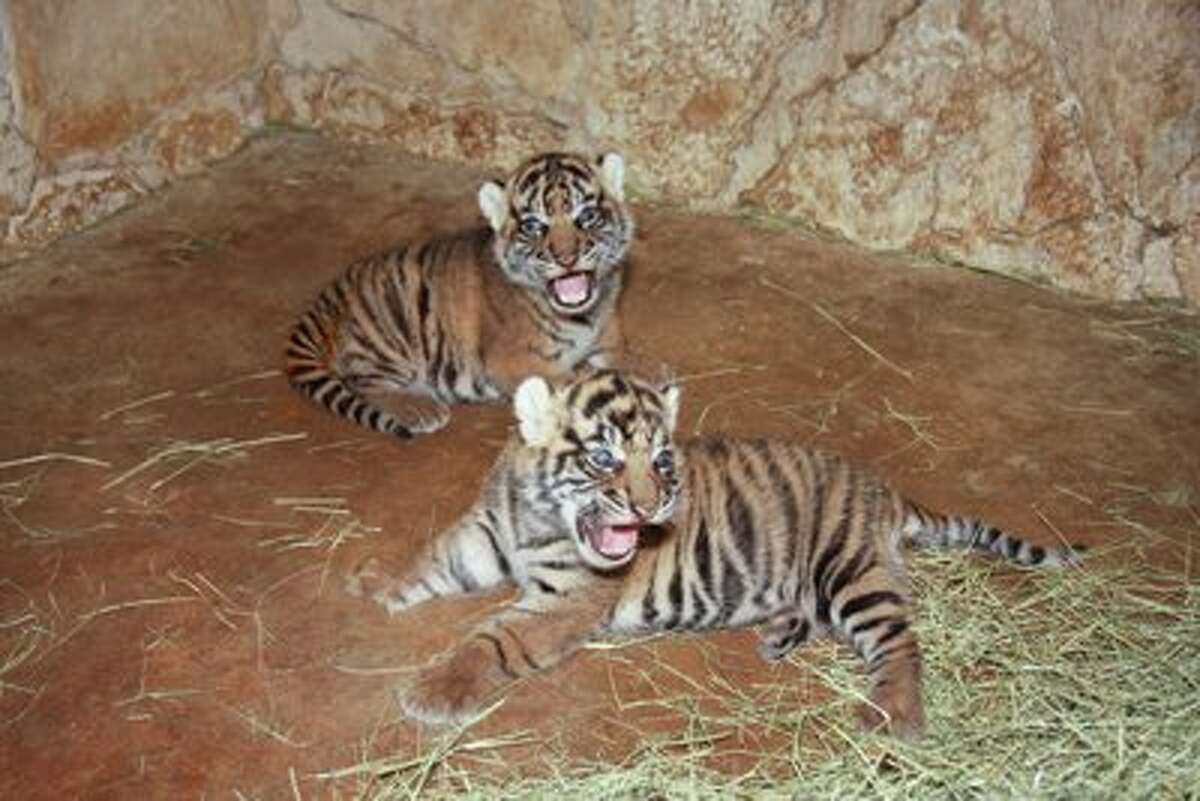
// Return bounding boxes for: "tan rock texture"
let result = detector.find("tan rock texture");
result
[1,0,270,258]
[2,0,1197,305]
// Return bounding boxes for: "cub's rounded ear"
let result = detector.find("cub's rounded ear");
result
[514,376,561,447]
[596,153,625,202]
[478,180,508,232]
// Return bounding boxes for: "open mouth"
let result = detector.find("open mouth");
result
[577,512,640,564]
[547,271,593,308]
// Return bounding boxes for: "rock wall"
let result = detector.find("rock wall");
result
[2,0,1197,305]
[0,0,270,259]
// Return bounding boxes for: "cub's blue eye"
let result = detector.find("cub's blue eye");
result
[587,447,621,472]
[575,206,602,229]
[653,449,675,474]
[519,217,546,238]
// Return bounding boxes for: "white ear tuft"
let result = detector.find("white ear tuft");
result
[661,383,681,432]
[478,180,508,232]
[596,153,625,202]
[514,376,560,446]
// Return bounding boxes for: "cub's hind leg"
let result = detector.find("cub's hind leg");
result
[340,351,451,437]
[355,381,450,436]
[825,572,925,739]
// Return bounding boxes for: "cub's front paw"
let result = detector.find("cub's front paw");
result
[400,655,493,725]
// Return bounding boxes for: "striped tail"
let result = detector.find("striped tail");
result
[284,304,415,439]
[901,504,1084,567]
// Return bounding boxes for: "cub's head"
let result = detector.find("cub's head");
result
[478,151,632,315]
[513,370,681,570]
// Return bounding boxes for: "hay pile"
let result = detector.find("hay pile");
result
[342,546,1199,800]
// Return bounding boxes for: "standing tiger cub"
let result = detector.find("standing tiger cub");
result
[347,370,1083,739]
[286,151,632,438]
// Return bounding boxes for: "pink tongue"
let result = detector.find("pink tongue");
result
[551,273,590,305]
[597,525,638,557]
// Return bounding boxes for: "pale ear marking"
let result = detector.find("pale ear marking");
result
[596,153,625,202]
[514,376,559,446]
[661,383,681,432]
[478,180,508,232]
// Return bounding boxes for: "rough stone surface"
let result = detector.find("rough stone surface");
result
[0,0,270,259]
[0,4,37,223]
[1,0,1197,306]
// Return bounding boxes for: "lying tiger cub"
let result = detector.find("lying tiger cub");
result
[286,151,631,439]
[347,369,1082,738]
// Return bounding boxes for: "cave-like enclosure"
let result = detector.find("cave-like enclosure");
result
[1,4,1198,798]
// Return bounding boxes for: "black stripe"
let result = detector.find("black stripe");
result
[583,388,617,419]
[873,619,909,649]
[565,380,588,409]
[838,590,904,623]
[531,577,559,595]
[387,420,414,439]
[641,566,659,624]
[867,635,920,671]
[811,470,852,595]
[724,475,756,569]
[416,283,432,356]
[633,385,663,413]
[812,519,849,600]
[479,520,511,578]
[556,160,590,181]
[504,476,522,527]
[719,551,745,621]
[694,520,714,599]
[441,354,459,395]
[686,584,712,628]
[385,277,413,345]
[476,633,518,679]
[332,276,352,309]
[610,409,635,439]
[518,165,547,194]
[766,452,798,537]
[501,624,541,671]
[979,525,1001,549]
[826,543,872,602]
[848,613,898,639]
[552,450,572,477]
[666,568,684,627]
[353,320,396,366]
[1004,534,1021,560]
[532,560,577,571]
[449,548,479,592]
[521,532,573,551]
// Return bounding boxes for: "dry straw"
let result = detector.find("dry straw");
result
[324,544,1199,800]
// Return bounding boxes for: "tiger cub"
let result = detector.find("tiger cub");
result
[286,151,632,438]
[346,370,1082,738]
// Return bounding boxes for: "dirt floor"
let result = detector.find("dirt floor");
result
[1,132,1197,799]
